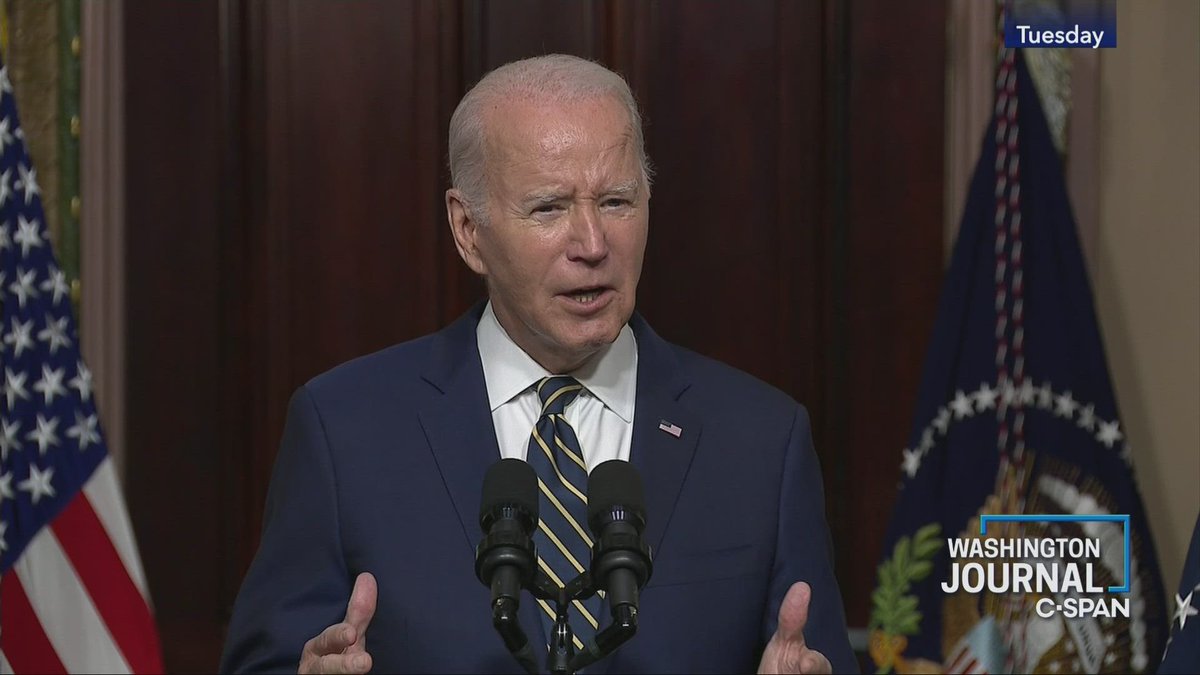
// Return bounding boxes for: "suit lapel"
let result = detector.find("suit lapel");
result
[417,303,497,551]
[627,313,701,557]
[629,389,701,559]
[416,303,548,649]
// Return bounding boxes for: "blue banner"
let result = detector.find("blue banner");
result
[1005,0,1117,48]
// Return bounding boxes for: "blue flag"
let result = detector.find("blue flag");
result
[1159,513,1200,673]
[867,49,1167,673]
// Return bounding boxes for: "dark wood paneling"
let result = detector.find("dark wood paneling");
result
[468,0,605,72]
[634,1,827,402]
[267,0,448,379]
[839,0,947,625]
[122,1,225,671]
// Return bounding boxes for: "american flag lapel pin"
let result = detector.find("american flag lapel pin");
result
[658,420,683,438]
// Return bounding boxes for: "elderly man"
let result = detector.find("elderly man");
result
[221,54,856,674]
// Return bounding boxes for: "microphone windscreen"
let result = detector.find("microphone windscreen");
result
[480,458,539,525]
[587,459,646,525]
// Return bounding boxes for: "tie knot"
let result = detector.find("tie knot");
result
[536,376,583,416]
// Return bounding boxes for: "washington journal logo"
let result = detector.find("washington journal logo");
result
[942,514,1133,619]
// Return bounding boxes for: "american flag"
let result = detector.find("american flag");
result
[0,60,163,673]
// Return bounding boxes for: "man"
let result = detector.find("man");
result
[221,54,856,674]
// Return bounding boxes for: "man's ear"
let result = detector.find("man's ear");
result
[445,189,487,276]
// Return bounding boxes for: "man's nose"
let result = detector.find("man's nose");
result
[567,204,609,263]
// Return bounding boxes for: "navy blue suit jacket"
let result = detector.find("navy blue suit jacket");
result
[221,305,857,673]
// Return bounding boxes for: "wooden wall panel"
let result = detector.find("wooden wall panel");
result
[260,0,451,384]
[838,0,947,625]
[122,1,225,671]
[469,0,605,69]
[630,2,830,415]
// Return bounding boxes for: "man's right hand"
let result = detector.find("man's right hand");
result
[299,572,378,674]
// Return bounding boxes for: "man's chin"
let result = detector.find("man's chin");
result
[559,334,616,357]
[547,326,623,368]
[569,317,625,347]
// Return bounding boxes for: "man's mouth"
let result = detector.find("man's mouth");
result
[561,286,612,307]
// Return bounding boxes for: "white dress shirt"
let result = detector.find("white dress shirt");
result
[476,302,637,471]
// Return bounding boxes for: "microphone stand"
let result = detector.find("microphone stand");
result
[528,568,640,674]
[529,571,585,674]
[490,594,539,675]
[479,525,620,674]
[567,605,637,674]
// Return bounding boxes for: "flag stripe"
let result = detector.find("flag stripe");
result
[82,458,151,602]
[0,574,67,674]
[14,526,131,673]
[944,645,968,673]
[52,491,163,673]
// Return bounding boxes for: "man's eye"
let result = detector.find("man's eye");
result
[602,199,630,208]
[532,204,560,214]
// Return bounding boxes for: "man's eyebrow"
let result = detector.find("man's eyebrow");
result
[520,180,639,204]
[521,189,569,204]
[604,180,640,196]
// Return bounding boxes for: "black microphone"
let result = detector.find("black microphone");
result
[567,460,653,672]
[586,460,653,618]
[475,458,539,674]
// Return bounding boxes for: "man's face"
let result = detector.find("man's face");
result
[447,95,649,373]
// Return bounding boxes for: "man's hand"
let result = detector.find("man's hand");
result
[758,581,833,674]
[299,572,378,674]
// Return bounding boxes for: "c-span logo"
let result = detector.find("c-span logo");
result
[1004,0,1117,49]
[942,514,1133,620]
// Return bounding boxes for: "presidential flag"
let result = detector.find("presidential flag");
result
[867,48,1168,673]
[1159,514,1200,673]
[0,59,164,672]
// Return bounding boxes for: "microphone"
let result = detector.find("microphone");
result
[567,460,653,672]
[586,459,653,622]
[475,458,539,674]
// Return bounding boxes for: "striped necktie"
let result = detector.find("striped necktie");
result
[526,375,602,651]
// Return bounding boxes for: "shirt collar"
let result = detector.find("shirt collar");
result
[476,301,637,422]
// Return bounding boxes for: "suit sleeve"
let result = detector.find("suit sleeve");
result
[220,386,352,673]
[762,404,859,673]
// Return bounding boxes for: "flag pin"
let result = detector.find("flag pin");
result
[658,420,682,438]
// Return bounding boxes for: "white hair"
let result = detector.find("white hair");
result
[447,54,652,224]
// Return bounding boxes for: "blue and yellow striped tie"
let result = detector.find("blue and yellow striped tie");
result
[526,375,601,650]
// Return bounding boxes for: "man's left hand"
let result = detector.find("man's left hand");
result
[757,581,833,674]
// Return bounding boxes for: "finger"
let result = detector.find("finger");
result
[316,651,373,674]
[799,649,832,674]
[344,572,378,633]
[776,581,812,645]
[307,622,356,657]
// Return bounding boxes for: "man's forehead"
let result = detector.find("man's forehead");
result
[482,96,640,188]
[484,95,633,152]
